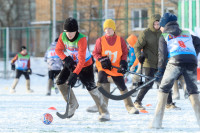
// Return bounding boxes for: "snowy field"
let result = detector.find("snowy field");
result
[0,57,200,133]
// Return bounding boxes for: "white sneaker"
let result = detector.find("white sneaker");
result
[10,88,16,93]
[98,113,110,122]
[27,89,34,93]
[86,105,98,113]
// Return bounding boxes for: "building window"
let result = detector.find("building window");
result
[102,9,115,20]
[131,9,148,31]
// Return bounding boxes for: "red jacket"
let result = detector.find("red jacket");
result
[55,33,93,75]
[93,34,128,61]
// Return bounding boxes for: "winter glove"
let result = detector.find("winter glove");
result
[117,60,128,74]
[138,53,145,64]
[130,65,136,71]
[27,68,32,75]
[67,72,78,87]
[98,56,112,70]
[11,63,15,71]
[63,56,76,71]
[154,68,165,85]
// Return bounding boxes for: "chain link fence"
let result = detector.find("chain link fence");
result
[0,26,51,78]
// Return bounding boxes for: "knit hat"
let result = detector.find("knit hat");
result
[126,34,138,47]
[160,13,177,27]
[103,19,116,31]
[63,17,78,32]
[21,46,26,50]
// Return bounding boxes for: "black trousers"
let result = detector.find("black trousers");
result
[15,69,30,79]
[135,67,173,104]
[98,71,126,91]
[48,70,61,80]
[56,64,96,91]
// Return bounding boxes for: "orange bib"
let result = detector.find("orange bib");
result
[96,35,123,76]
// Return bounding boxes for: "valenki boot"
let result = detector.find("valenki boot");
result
[10,78,19,93]
[86,83,110,113]
[46,79,53,96]
[57,83,79,118]
[189,94,200,127]
[120,89,139,114]
[89,88,110,122]
[149,91,168,129]
[26,80,34,93]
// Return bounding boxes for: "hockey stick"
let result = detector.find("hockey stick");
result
[112,66,151,79]
[110,87,117,94]
[56,86,72,119]
[138,63,143,86]
[98,77,156,100]
[22,70,46,77]
[32,73,46,77]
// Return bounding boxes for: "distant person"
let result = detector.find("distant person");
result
[10,46,33,93]
[44,38,63,96]
[126,34,141,97]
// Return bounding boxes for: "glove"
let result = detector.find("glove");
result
[138,53,145,64]
[63,56,76,71]
[11,63,15,71]
[27,68,32,75]
[117,60,127,74]
[98,56,112,70]
[67,73,78,87]
[130,65,135,71]
[154,68,165,84]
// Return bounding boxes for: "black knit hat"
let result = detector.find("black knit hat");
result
[63,17,78,32]
[21,46,26,50]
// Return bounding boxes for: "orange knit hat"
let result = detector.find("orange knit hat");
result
[126,34,138,47]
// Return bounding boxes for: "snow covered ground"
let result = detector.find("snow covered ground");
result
[0,57,200,133]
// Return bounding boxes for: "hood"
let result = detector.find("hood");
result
[148,14,161,32]
[163,21,182,36]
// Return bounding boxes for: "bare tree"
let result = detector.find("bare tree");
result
[0,0,20,27]
[169,0,178,6]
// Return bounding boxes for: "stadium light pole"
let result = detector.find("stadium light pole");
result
[105,0,108,20]
[52,0,56,42]
[161,0,164,16]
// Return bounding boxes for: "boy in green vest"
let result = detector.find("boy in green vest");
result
[10,46,33,93]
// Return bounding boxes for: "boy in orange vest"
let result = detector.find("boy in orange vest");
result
[92,19,139,117]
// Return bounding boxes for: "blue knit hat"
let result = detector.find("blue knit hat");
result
[160,13,177,27]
